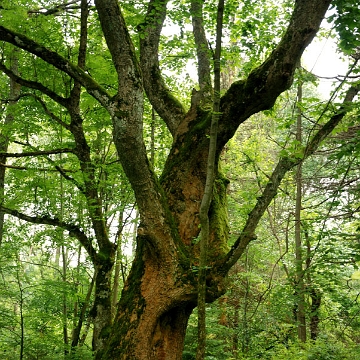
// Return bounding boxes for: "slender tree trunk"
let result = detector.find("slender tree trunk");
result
[111,211,124,319]
[71,246,82,343]
[151,108,156,166]
[62,243,69,354]
[241,249,250,353]
[305,230,321,340]
[294,68,307,342]
[15,264,24,360]
[196,1,224,358]
[309,288,321,340]
[71,269,96,350]
[232,297,240,355]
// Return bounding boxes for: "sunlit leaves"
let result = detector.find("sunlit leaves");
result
[329,0,360,54]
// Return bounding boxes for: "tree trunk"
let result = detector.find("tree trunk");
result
[71,268,96,350]
[294,68,307,343]
[309,288,321,340]
[96,238,200,360]
[305,229,321,341]
[196,0,224,357]
[92,256,115,352]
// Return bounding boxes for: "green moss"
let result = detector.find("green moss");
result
[208,172,230,261]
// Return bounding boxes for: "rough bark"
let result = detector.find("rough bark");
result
[309,288,321,340]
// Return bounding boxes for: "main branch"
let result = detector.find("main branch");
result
[218,0,332,148]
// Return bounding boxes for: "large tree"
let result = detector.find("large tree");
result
[0,0,359,358]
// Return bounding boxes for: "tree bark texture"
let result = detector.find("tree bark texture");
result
[1,0,355,359]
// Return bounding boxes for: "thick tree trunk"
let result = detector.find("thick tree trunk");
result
[96,238,201,360]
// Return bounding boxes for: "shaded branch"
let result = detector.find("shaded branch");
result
[32,94,71,130]
[8,140,85,192]
[0,26,111,108]
[28,1,81,16]
[0,62,69,108]
[0,92,71,130]
[1,206,97,263]
[70,0,89,107]
[0,163,76,172]
[139,0,186,135]
[0,148,75,158]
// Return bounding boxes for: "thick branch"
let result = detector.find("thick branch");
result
[217,84,360,275]
[95,0,178,260]
[140,0,186,135]
[70,0,89,107]
[218,0,332,148]
[196,0,224,357]
[94,0,142,94]
[190,0,212,98]
[1,206,97,263]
